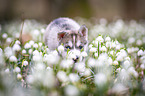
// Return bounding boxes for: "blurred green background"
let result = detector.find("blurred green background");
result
[0,0,145,23]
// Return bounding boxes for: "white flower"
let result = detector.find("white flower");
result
[41,28,45,34]
[137,50,144,56]
[89,44,93,49]
[28,49,33,54]
[94,73,107,86]
[106,42,111,48]
[60,59,73,69]
[100,46,107,52]
[140,64,145,69]
[17,74,22,79]
[9,55,17,62]
[69,73,79,82]
[112,83,128,94]
[22,49,26,54]
[128,37,135,44]
[96,36,104,42]
[24,43,31,49]
[27,75,34,84]
[123,60,130,69]
[58,45,64,52]
[29,40,34,45]
[94,52,98,57]
[83,68,91,77]
[75,62,86,73]
[57,71,68,82]
[33,50,39,55]
[15,40,21,44]
[127,67,138,78]
[81,51,88,57]
[108,57,113,65]
[23,60,28,66]
[4,47,13,58]
[33,43,38,48]
[89,47,97,53]
[136,39,142,46]
[33,30,40,36]
[5,68,10,73]
[2,33,8,39]
[113,60,118,65]
[6,37,12,43]
[14,67,20,72]
[65,85,79,96]
[44,54,59,65]
[105,36,111,42]
[33,54,42,62]
[87,58,96,67]
[12,44,21,51]
[34,63,45,70]
[38,42,42,47]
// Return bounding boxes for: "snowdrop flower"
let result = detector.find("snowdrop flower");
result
[105,36,111,42]
[96,36,104,42]
[5,68,10,73]
[100,46,107,52]
[120,69,129,82]
[27,75,34,84]
[128,37,135,44]
[33,43,38,48]
[33,29,40,36]
[110,42,116,48]
[87,58,96,67]
[58,45,64,52]
[22,49,26,54]
[14,67,21,72]
[94,73,107,86]
[40,28,45,34]
[33,50,39,56]
[2,33,8,39]
[112,83,128,95]
[4,47,13,58]
[75,62,86,73]
[94,52,98,57]
[9,55,17,62]
[108,57,113,65]
[89,47,97,53]
[80,51,88,57]
[57,71,68,82]
[33,54,42,62]
[113,60,118,65]
[123,60,130,69]
[15,40,21,44]
[83,68,91,77]
[137,50,144,56]
[106,42,111,48]
[29,40,34,46]
[136,39,142,46]
[109,50,114,55]
[69,73,80,82]
[60,59,73,69]
[88,44,93,49]
[140,64,145,69]
[17,74,22,79]
[12,44,21,51]
[28,49,33,54]
[6,37,12,43]
[24,43,31,49]
[23,60,28,66]
[34,63,45,70]
[127,67,138,78]
[65,85,79,96]
[38,42,42,47]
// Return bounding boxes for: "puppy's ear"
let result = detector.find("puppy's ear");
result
[57,32,67,41]
[79,25,88,38]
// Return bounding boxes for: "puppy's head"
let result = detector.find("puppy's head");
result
[57,25,88,61]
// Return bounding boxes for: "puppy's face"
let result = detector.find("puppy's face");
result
[58,25,88,61]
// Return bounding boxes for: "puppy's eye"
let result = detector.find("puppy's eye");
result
[65,46,71,49]
[79,46,83,49]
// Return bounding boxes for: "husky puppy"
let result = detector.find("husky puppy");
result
[44,17,88,61]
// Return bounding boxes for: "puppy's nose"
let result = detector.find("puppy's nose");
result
[73,56,79,62]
